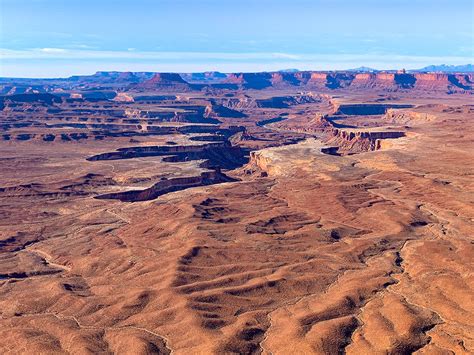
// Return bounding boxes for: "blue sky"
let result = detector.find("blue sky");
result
[0,0,473,77]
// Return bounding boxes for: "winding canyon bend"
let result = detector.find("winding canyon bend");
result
[0,71,473,354]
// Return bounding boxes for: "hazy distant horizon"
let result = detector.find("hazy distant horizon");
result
[1,0,472,77]
[1,63,474,80]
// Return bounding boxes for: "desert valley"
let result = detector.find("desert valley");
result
[0,69,473,354]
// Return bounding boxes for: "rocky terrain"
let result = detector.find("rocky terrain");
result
[2,70,473,95]
[0,71,473,354]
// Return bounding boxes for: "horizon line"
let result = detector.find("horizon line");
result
[1,65,473,80]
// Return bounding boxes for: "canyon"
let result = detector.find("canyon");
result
[0,70,473,354]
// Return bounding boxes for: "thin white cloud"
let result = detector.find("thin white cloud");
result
[38,47,67,53]
[271,52,301,60]
[1,48,307,60]
[67,44,98,49]
[1,48,472,64]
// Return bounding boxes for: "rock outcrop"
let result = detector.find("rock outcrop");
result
[222,73,273,90]
[135,73,199,91]
[383,109,436,124]
[217,94,322,110]
[96,170,236,202]
[87,141,247,169]
[333,103,413,116]
[325,129,405,154]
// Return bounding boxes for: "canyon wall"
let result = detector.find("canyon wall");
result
[228,72,473,92]
[96,170,236,202]
[2,71,473,95]
[326,129,406,154]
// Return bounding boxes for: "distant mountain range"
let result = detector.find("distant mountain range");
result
[414,64,473,73]
[346,66,380,73]
[278,69,300,73]
[347,65,473,73]
[280,65,473,73]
